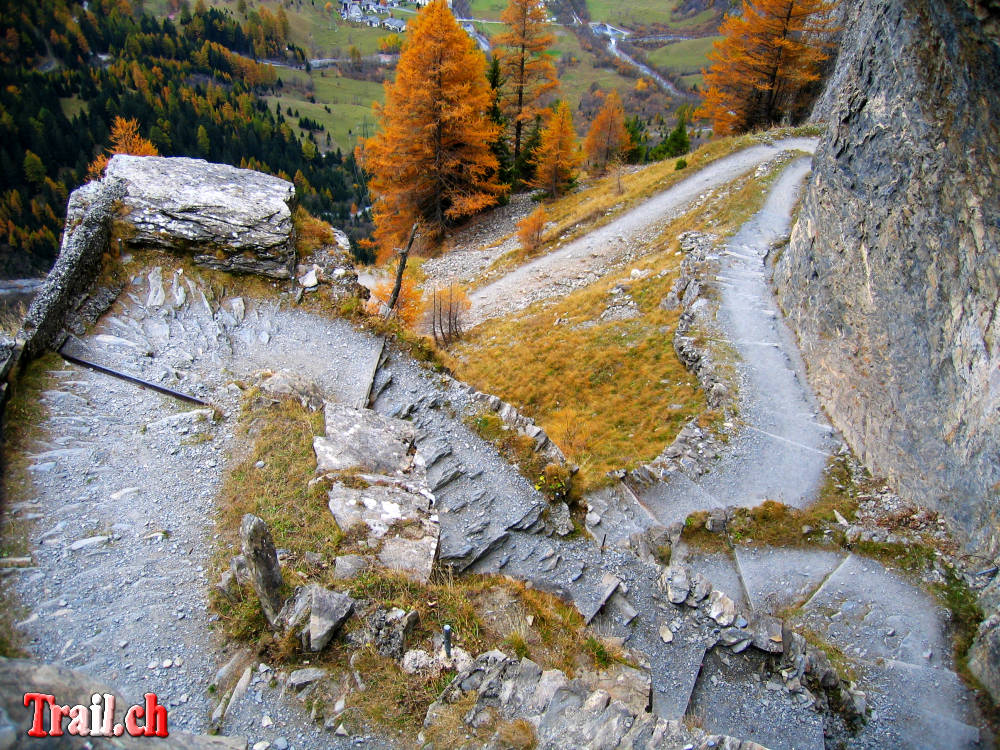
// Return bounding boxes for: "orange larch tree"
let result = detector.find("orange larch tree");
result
[531,101,580,198]
[493,0,559,182]
[695,0,838,135]
[583,90,631,174]
[360,0,505,262]
[87,116,159,180]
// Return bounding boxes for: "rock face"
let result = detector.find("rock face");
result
[103,155,297,278]
[773,0,1000,557]
[240,513,286,628]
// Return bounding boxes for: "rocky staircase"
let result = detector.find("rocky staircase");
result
[368,350,845,750]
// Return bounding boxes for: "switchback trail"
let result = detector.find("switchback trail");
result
[465,136,817,327]
[638,156,837,525]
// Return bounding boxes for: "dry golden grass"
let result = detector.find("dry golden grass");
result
[293,206,337,257]
[727,453,862,548]
[444,152,802,491]
[210,394,611,740]
[0,301,26,338]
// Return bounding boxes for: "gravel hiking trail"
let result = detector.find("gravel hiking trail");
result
[465,137,818,327]
[638,156,837,526]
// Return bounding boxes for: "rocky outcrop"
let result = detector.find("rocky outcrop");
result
[773,1,1000,558]
[16,178,126,363]
[102,155,297,278]
[423,651,766,750]
[774,0,1000,701]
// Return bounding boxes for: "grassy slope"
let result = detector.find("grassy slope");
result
[444,139,805,489]
[145,0,388,153]
[551,26,636,109]
[467,0,507,21]
[585,0,714,31]
[268,74,385,152]
[646,36,719,75]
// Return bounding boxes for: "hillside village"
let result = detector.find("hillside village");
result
[0,1,998,749]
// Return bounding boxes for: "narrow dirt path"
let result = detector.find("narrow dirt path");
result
[465,137,818,327]
[630,158,986,748]
[639,156,835,525]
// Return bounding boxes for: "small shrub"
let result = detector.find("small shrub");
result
[517,205,547,254]
[504,632,531,660]
[535,462,571,502]
[583,636,612,668]
[366,273,424,328]
[293,206,336,256]
[675,158,688,171]
[427,283,471,347]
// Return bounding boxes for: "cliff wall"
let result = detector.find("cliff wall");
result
[774,0,1000,555]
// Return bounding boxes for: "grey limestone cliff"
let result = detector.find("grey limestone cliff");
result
[773,0,1000,702]
[774,0,1000,557]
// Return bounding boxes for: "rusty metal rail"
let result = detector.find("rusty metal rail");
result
[58,345,210,407]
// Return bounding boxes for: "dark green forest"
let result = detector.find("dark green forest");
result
[0,0,369,277]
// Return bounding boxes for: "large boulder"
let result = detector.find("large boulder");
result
[100,155,297,278]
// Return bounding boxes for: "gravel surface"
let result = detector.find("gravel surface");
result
[639,157,836,525]
[465,137,819,326]
[8,271,394,750]
[5,143,990,748]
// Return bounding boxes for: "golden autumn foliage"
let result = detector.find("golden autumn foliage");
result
[531,101,580,198]
[361,0,505,263]
[583,90,631,174]
[516,205,547,252]
[493,0,559,177]
[86,116,159,180]
[367,273,425,328]
[695,0,838,135]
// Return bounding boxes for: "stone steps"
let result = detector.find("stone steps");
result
[424,650,772,750]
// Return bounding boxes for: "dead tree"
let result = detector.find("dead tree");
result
[430,284,468,347]
[386,222,419,316]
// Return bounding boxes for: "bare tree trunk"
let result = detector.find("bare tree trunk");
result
[386,222,418,316]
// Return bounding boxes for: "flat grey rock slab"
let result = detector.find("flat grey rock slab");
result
[649,638,708,720]
[853,659,982,750]
[686,553,749,611]
[795,554,952,669]
[688,648,825,750]
[734,545,846,615]
[315,401,415,475]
